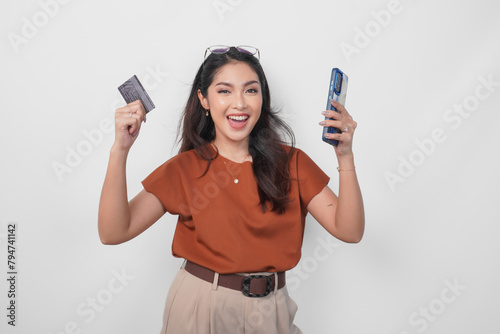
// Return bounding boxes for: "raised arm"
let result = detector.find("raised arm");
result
[98,100,165,245]
[307,100,365,243]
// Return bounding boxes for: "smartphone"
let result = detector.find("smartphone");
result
[322,68,348,146]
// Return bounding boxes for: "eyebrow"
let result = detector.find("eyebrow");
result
[215,80,260,87]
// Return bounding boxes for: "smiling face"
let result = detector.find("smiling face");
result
[198,61,262,147]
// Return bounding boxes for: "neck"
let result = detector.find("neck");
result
[212,137,251,162]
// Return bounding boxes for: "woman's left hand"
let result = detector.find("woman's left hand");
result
[319,99,357,157]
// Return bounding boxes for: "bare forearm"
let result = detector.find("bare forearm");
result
[315,100,364,242]
[98,146,132,244]
[335,154,365,243]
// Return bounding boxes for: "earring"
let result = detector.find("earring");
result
[206,109,209,117]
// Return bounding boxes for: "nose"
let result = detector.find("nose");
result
[233,92,247,110]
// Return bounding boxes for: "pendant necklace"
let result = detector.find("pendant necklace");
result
[224,161,238,184]
[211,143,250,184]
[222,154,251,184]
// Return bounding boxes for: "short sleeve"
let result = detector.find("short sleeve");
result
[295,149,330,209]
[141,156,190,216]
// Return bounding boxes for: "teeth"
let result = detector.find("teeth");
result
[228,115,249,121]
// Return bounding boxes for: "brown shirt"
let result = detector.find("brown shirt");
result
[142,145,329,274]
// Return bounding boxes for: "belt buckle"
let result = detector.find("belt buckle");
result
[242,275,273,298]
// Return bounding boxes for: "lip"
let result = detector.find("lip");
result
[227,113,250,130]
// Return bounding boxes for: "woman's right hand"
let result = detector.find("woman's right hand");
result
[100,99,164,245]
[113,100,147,151]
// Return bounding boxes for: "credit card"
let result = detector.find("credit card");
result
[118,75,155,113]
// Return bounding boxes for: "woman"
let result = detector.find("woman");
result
[98,45,364,333]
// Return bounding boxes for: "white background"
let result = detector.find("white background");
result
[2,0,500,333]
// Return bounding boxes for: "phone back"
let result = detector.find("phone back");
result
[322,68,348,146]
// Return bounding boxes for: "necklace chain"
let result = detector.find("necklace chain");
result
[223,160,240,184]
[211,143,250,184]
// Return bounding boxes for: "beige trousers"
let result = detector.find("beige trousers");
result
[160,264,303,334]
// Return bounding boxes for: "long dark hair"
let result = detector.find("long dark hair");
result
[178,47,295,214]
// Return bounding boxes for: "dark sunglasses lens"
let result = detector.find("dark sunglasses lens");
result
[236,47,255,55]
[236,48,252,55]
[210,47,229,54]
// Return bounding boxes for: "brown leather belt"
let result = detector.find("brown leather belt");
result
[184,261,286,298]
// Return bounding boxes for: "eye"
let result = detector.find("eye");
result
[246,88,258,93]
[217,89,230,94]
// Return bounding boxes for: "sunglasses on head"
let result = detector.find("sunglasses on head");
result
[204,45,260,60]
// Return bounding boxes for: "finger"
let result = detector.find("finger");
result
[323,132,353,143]
[319,119,345,129]
[321,110,342,119]
[116,101,146,123]
[119,109,145,127]
[116,115,138,133]
[322,111,356,132]
[116,110,142,135]
[116,102,139,114]
[330,100,352,118]
[128,114,144,137]
[323,132,343,141]
[129,111,144,124]
[115,109,136,127]
[129,100,147,122]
